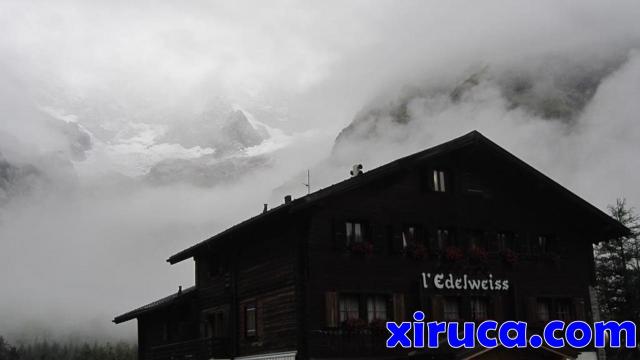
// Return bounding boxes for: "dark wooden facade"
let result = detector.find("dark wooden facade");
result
[114,131,628,360]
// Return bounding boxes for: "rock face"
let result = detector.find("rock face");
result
[145,108,272,186]
[161,109,268,157]
[333,58,623,153]
[0,153,46,205]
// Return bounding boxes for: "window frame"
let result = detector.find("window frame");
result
[497,231,515,251]
[436,228,456,250]
[555,298,573,321]
[467,229,488,250]
[338,294,361,322]
[443,297,461,321]
[469,297,489,321]
[536,298,551,322]
[245,304,257,338]
[433,169,448,192]
[345,221,367,246]
[366,294,389,322]
[402,224,424,248]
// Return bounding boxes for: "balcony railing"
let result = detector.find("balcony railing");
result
[147,337,230,360]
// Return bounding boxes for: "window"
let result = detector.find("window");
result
[497,232,514,251]
[436,229,450,250]
[470,297,488,321]
[443,297,460,321]
[162,322,169,342]
[402,225,419,248]
[556,299,572,321]
[205,311,225,338]
[339,294,360,322]
[535,235,548,253]
[367,295,388,322]
[468,230,487,250]
[214,312,224,337]
[433,170,448,192]
[345,222,364,245]
[519,236,531,254]
[536,299,551,322]
[245,304,257,337]
[465,173,485,195]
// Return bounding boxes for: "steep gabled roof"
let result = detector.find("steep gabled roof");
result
[168,130,629,264]
[113,286,196,324]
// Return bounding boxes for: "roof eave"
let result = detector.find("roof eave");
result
[167,202,295,264]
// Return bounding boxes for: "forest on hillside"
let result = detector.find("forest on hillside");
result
[0,338,136,360]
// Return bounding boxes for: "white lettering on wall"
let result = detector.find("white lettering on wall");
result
[420,272,509,291]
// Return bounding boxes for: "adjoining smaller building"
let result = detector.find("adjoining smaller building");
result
[114,131,628,360]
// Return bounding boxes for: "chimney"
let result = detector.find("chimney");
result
[350,164,363,177]
[263,204,268,213]
[284,195,292,204]
[178,286,182,294]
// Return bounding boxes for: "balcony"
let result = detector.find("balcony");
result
[147,337,230,360]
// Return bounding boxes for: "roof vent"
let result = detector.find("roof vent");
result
[284,195,292,204]
[178,286,182,294]
[263,204,268,213]
[350,164,363,177]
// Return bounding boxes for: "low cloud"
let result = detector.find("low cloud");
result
[0,0,639,343]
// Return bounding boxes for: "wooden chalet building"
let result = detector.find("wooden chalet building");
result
[114,131,628,360]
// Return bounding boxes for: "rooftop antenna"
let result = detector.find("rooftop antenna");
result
[303,169,311,194]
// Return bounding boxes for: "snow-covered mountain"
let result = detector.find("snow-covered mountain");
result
[0,99,293,205]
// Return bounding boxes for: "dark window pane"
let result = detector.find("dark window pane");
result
[536,299,551,322]
[443,297,460,321]
[339,294,360,322]
[366,295,388,322]
[470,297,488,321]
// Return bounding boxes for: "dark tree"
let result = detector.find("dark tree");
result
[0,336,137,360]
[594,198,640,359]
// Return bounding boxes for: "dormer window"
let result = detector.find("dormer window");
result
[433,170,448,192]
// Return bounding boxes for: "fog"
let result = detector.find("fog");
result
[1,0,639,343]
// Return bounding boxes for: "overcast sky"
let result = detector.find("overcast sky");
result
[1,0,640,343]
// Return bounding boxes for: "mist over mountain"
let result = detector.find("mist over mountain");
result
[1,0,640,346]
[146,154,270,187]
[334,52,629,159]
[161,109,268,154]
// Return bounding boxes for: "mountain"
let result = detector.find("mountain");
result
[333,57,624,156]
[160,109,269,157]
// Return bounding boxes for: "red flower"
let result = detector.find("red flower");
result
[349,241,374,256]
[404,241,427,260]
[444,246,464,262]
[500,249,518,266]
[469,247,489,262]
